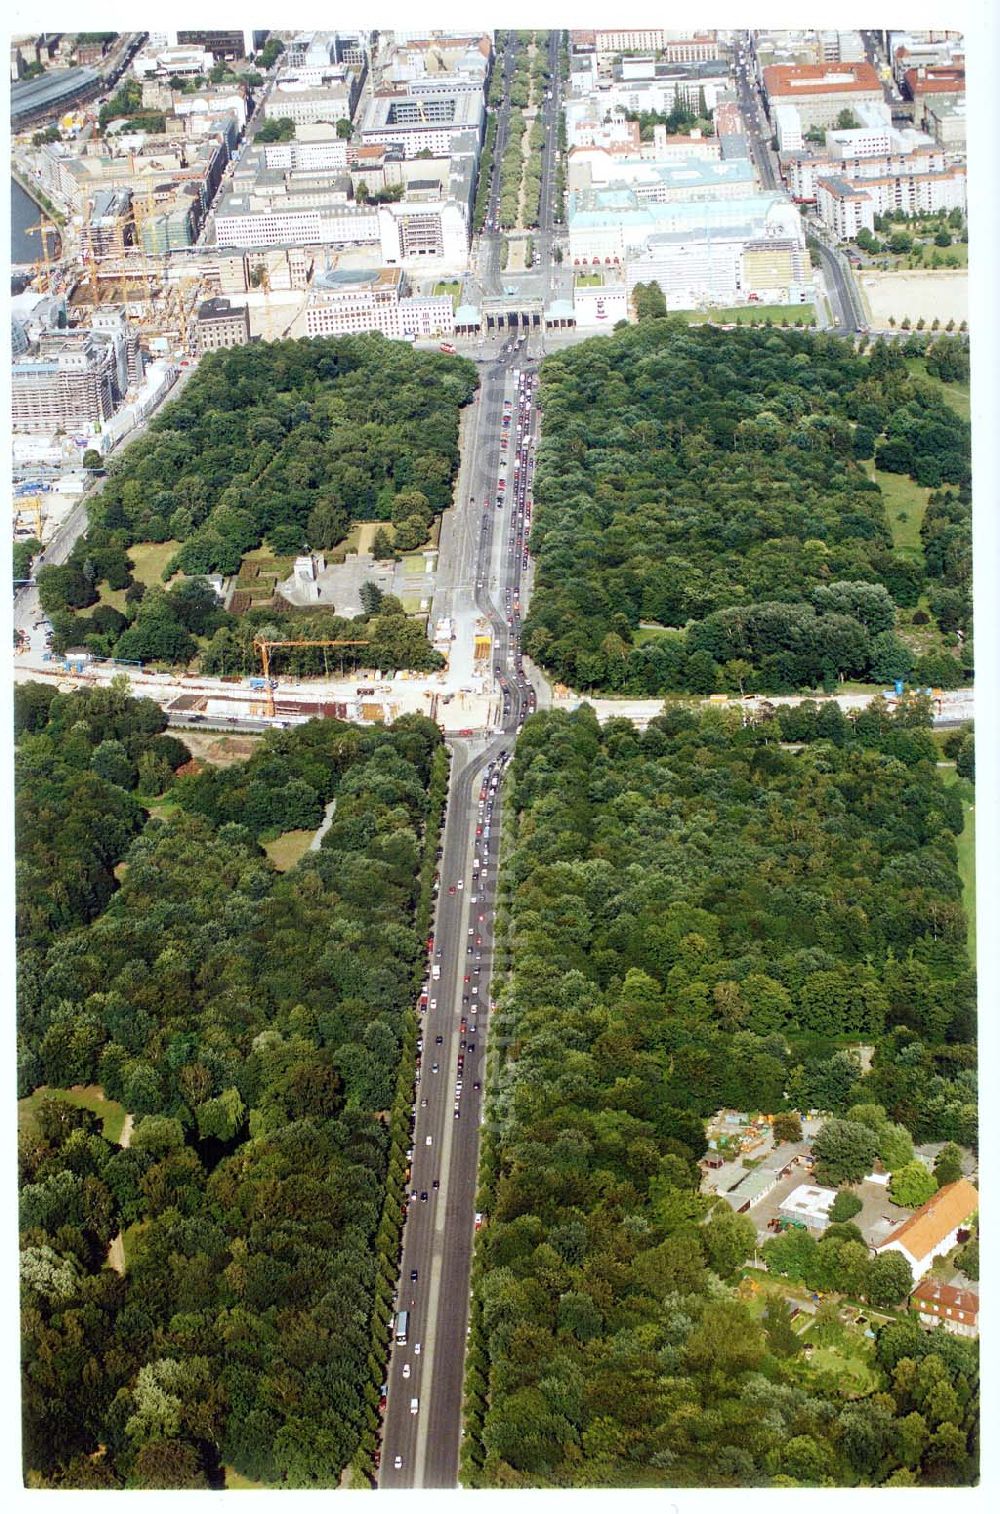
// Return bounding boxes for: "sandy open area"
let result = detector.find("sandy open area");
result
[860,269,968,328]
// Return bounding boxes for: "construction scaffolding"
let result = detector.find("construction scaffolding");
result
[27,219,60,293]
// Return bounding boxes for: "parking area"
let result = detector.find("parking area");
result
[279,551,437,617]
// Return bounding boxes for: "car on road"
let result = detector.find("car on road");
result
[403,1363,411,1378]
[411,1268,418,1281]
[394,1455,403,1469]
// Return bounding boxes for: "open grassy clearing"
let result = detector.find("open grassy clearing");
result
[128,539,183,585]
[905,358,971,422]
[633,623,680,646]
[97,583,128,612]
[262,829,315,871]
[676,303,817,326]
[19,1084,127,1144]
[225,1468,270,1489]
[864,461,930,555]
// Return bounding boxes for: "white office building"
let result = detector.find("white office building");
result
[214,195,381,249]
[360,91,484,159]
[377,199,469,272]
[304,267,454,340]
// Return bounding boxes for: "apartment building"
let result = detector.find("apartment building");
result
[904,64,965,102]
[304,267,454,339]
[924,99,966,150]
[815,160,965,234]
[261,140,350,172]
[785,142,945,201]
[595,29,666,56]
[214,194,381,249]
[815,176,875,239]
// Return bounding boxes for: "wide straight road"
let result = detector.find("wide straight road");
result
[378,344,538,1488]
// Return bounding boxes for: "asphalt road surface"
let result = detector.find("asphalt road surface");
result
[378,343,537,1489]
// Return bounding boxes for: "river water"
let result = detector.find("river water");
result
[11,176,60,267]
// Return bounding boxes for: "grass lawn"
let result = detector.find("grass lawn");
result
[906,358,971,422]
[433,280,462,308]
[575,272,603,287]
[677,304,816,326]
[633,623,680,646]
[263,829,314,871]
[940,763,976,963]
[97,583,128,612]
[347,521,387,555]
[226,1468,270,1489]
[401,551,435,572]
[799,1340,879,1393]
[864,461,930,555]
[144,794,183,821]
[19,1084,127,1144]
[127,539,182,586]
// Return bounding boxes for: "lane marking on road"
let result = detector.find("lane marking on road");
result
[413,1245,444,1486]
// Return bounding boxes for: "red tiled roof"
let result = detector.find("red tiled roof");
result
[905,66,965,95]
[912,1279,978,1318]
[875,1179,979,1263]
[764,62,882,97]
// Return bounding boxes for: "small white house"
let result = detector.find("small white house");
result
[874,1179,979,1281]
[779,1183,838,1229]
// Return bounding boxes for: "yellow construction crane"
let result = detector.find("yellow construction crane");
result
[15,496,44,540]
[27,219,59,292]
[252,636,371,719]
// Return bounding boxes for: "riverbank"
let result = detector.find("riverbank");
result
[10,167,65,270]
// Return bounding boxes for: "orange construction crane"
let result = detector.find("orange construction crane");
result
[27,218,59,292]
[252,635,371,718]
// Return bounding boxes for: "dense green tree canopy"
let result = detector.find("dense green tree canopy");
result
[466,704,976,1487]
[521,325,971,693]
[18,692,446,1487]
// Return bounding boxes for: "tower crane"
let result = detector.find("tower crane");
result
[27,219,60,293]
[252,636,371,719]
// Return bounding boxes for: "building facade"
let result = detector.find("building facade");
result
[192,297,251,353]
[360,90,484,159]
[12,328,131,434]
[304,268,454,339]
[762,63,885,131]
[816,176,875,239]
[874,1179,979,1282]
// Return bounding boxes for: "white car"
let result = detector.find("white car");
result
[410,1398,419,1415]
[394,1455,403,1469]
[457,879,464,890]
[402,1363,411,1379]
